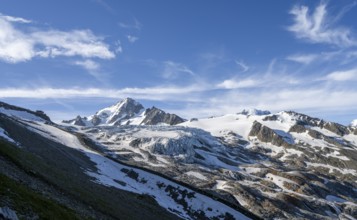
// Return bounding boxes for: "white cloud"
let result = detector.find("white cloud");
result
[73,59,100,72]
[286,54,318,64]
[32,30,115,59]
[0,13,115,63]
[288,3,356,47]
[325,69,357,81]
[217,78,258,89]
[127,35,139,43]
[0,18,34,63]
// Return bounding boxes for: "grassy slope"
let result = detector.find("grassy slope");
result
[0,172,81,220]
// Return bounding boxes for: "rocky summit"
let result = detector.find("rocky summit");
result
[62,97,185,126]
[1,99,357,220]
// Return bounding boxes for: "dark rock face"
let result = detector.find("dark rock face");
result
[308,129,323,139]
[289,124,307,133]
[141,107,185,125]
[323,122,350,136]
[91,115,101,126]
[249,121,291,147]
[62,116,86,126]
[263,115,278,121]
[284,111,323,127]
[285,111,350,136]
[73,116,86,126]
[239,109,271,116]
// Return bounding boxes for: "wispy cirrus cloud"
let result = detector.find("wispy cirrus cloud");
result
[235,60,249,72]
[288,3,356,47]
[162,61,195,79]
[93,0,115,14]
[0,85,206,101]
[114,40,123,53]
[0,13,115,63]
[119,18,142,30]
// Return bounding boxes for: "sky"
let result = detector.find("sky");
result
[1,0,357,125]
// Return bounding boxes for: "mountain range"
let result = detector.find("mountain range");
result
[0,98,357,220]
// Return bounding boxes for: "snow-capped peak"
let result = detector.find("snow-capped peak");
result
[90,97,144,125]
[351,119,357,127]
[97,98,144,118]
[238,108,271,116]
[63,98,185,126]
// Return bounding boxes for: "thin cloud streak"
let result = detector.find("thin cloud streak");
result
[0,13,32,23]
[162,61,195,79]
[0,85,207,101]
[217,79,258,89]
[235,60,249,72]
[286,54,318,64]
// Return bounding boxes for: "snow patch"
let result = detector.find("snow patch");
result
[306,162,357,176]
[215,180,232,190]
[0,127,17,144]
[185,171,207,181]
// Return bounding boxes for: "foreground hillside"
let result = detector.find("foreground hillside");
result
[0,101,254,220]
[1,99,357,219]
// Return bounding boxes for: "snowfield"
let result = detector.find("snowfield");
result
[0,107,45,122]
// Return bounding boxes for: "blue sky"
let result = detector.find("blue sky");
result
[1,0,357,125]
